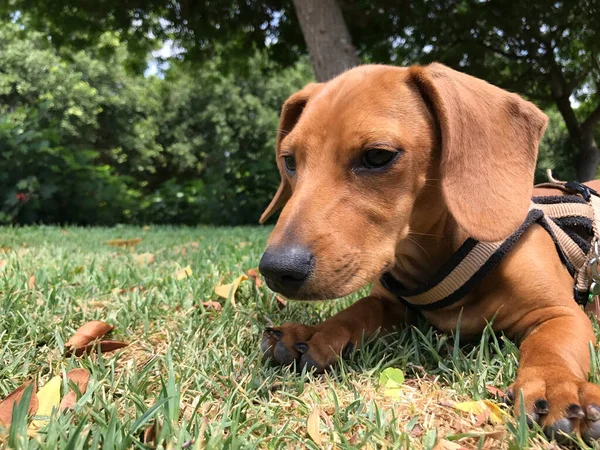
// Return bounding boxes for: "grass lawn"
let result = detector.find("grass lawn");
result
[1,226,599,449]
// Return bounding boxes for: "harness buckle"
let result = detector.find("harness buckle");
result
[574,286,590,305]
[564,181,599,202]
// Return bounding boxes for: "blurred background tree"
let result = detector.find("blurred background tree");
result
[0,0,598,225]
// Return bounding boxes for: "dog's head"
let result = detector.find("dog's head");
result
[259,63,547,300]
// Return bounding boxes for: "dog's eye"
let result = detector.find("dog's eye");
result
[284,156,296,173]
[361,149,398,169]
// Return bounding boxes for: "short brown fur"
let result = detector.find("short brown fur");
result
[260,63,600,440]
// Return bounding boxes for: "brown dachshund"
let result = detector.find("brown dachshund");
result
[258,63,600,441]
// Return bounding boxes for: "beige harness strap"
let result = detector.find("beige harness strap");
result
[382,180,599,310]
[400,240,503,305]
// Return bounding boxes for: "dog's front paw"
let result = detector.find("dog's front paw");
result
[514,370,600,443]
[260,322,354,373]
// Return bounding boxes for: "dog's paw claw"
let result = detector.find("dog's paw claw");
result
[534,399,549,415]
[587,404,600,421]
[544,418,574,443]
[274,340,296,366]
[299,353,325,374]
[294,342,308,354]
[566,403,585,420]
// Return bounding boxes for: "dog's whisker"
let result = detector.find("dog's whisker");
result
[406,236,432,261]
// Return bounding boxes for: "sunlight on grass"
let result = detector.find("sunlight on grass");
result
[1,226,597,449]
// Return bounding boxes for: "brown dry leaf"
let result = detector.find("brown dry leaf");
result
[409,423,424,438]
[106,238,142,248]
[113,286,145,295]
[0,260,6,270]
[275,295,287,310]
[190,242,199,248]
[0,247,12,253]
[201,301,222,311]
[59,369,90,411]
[28,275,36,290]
[175,266,193,280]
[247,268,263,288]
[65,321,114,349]
[133,253,154,266]
[485,385,506,398]
[433,439,467,450]
[214,275,248,306]
[70,340,129,357]
[306,406,322,446]
[143,420,161,445]
[0,380,38,428]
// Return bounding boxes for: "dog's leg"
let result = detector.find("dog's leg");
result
[514,305,600,442]
[261,296,410,373]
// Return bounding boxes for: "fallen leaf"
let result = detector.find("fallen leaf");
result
[409,423,424,438]
[0,260,6,270]
[473,409,491,427]
[485,385,506,398]
[65,321,114,349]
[143,420,161,445]
[201,301,222,311]
[0,381,38,428]
[133,253,154,266]
[247,268,263,288]
[379,367,405,398]
[106,238,142,248]
[59,369,90,411]
[483,429,506,441]
[70,340,129,357]
[28,376,61,436]
[307,406,322,446]
[214,274,248,306]
[143,226,151,231]
[452,400,506,425]
[275,295,287,310]
[0,247,12,253]
[175,266,193,280]
[433,439,466,450]
[28,275,36,290]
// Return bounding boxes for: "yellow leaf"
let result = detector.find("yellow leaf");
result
[27,376,61,436]
[307,406,322,446]
[106,238,142,248]
[214,275,248,306]
[452,400,506,425]
[175,266,193,280]
[133,253,154,266]
[380,367,405,398]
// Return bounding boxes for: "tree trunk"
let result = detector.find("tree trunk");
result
[577,129,600,181]
[292,0,360,82]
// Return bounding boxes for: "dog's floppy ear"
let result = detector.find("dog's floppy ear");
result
[410,63,548,241]
[259,82,322,224]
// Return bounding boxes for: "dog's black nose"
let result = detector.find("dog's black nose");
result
[259,244,314,294]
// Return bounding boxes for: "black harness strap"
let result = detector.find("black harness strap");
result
[381,192,595,311]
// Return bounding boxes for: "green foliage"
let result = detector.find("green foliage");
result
[0,21,312,225]
[535,109,577,183]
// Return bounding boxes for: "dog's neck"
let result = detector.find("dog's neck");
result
[391,183,468,289]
